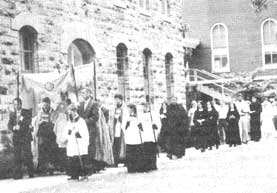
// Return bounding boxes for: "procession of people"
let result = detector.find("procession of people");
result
[6,88,277,180]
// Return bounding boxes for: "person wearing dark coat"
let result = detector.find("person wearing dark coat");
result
[78,88,104,174]
[157,101,168,152]
[8,98,34,179]
[193,101,208,152]
[165,97,188,159]
[249,96,262,142]
[226,102,241,147]
[206,101,219,150]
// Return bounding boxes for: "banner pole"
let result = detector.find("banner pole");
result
[93,60,97,100]
[16,70,20,99]
[71,64,79,102]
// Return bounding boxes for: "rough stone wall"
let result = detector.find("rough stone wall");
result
[182,0,277,74]
[0,0,187,115]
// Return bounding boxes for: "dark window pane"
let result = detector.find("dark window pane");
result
[272,52,277,64]
[222,56,228,67]
[265,53,272,64]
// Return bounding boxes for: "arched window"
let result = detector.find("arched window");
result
[261,18,277,67]
[143,48,153,103]
[165,53,174,100]
[116,43,129,101]
[68,39,95,66]
[210,23,230,72]
[19,26,38,72]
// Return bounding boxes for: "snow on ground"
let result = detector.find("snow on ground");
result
[1,139,277,193]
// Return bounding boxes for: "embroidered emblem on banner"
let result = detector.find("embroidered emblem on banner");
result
[44,82,54,91]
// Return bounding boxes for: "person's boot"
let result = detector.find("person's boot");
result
[166,153,172,159]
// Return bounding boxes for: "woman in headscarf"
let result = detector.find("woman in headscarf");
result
[193,101,207,152]
[206,101,219,150]
[226,102,241,147]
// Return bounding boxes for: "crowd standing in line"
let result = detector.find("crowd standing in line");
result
[7,88,277,180]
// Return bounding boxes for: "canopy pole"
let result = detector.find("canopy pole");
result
[16,71,20,99]
[93,60,97,100]
[71,64,79,102]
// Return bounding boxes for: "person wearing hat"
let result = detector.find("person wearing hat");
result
[65,103,89,180]
[111,94,128,167]
[165,97,189,159]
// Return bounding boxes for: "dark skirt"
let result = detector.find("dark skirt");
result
[67,155,86,179]
[158,118,168,152]
[166,134,185,158]
[226,122,241,146]
[207,125,220,147]
[250,118,261,141]
[143,142,157,172]
[37,122,58,173]
[126,144,144,173]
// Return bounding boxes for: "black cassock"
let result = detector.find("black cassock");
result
[226,109,241,146]
[206,109,219,148]
[193,110,208,150]
[8,109,34,179]
[165,104,188,158]
[250,102,262,141]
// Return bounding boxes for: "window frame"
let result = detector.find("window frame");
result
[19,25,38,73]
[210,23,230,73]
[116,43,129,101]
[261,18,277,69]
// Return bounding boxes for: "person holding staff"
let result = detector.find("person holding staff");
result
[8,98,34,179]
[65,103,89,180]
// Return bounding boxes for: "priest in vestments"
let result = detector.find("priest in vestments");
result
[110,94,127,167]
[165,97,189,159]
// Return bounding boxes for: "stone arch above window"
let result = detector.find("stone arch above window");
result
[67,39,96,67]
[19,25,38,73]
[261,18,277,68]
[210,23,230,73]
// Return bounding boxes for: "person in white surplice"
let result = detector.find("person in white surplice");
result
[65,103,89,180]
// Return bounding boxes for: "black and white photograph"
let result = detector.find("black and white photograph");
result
[0,0,277,192]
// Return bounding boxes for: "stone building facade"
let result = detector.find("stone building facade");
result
[182,0,277,77]
[0,0,199,120]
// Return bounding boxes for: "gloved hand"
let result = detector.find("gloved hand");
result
[152,124,158,130]
[125,121,130,130]
[75,132,81,138]
[137,123,143,131]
